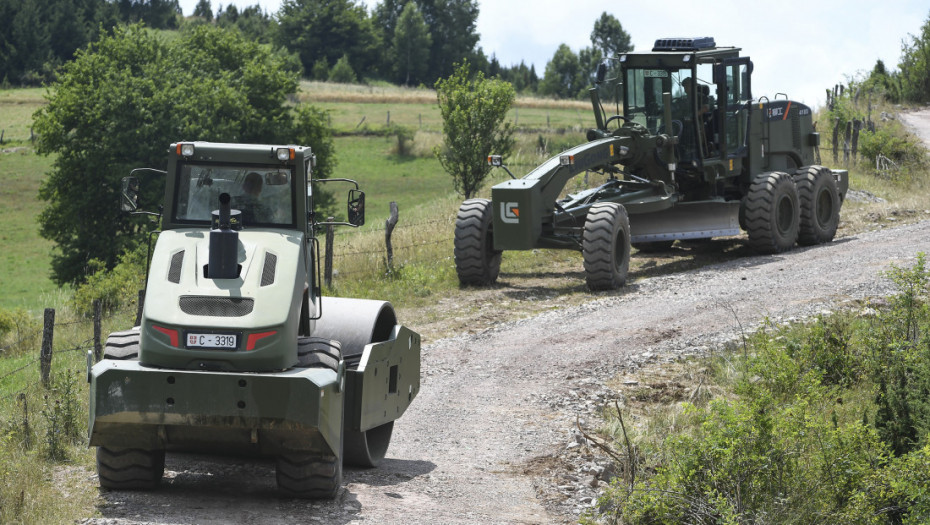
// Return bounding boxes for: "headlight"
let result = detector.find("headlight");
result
[276,147,294,161]
[178,143,195,157]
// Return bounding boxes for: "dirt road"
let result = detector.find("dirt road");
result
[86,112,930,525]
[85,221,930,525]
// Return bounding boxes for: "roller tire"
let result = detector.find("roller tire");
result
[633,240,674,253]
[454,198,502,286]
[276,452,341,499]
[344,421,394,468]
[582,202,631,291]
[296,337,341,371]
[97,446,165,490]
[103,329,140,360]
[794,165,839,245]
[744,171,799,254]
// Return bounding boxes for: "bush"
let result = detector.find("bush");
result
[0,308,39,355]
[859,126,926,165]
[594,255,930,523]
[328,54,357,84]
[41,370,83,461]
[71,242,147,316]
[868,254,930,456]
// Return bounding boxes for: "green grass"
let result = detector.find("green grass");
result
[0,151,57,311]
[0,87,44,143]
[332,135,448,214]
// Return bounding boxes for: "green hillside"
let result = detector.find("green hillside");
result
[0,83,590,311]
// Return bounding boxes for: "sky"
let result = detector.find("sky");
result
[178,0,928,109]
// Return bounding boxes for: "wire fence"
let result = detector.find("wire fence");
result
[0,299,139,405]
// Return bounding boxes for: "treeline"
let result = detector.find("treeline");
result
[0,0,180,85]
[0,0,635,100]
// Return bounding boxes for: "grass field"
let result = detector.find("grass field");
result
[0,82,596,313]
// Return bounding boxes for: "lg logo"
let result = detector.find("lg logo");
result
[501,202,519,224]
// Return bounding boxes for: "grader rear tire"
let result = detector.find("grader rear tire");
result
[794,165,839,245]
[582,202,631,291]
[97,447,165,490]
[744,171,799,254]
[454,199,502,286]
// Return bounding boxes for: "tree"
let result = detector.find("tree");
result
[116,0,181,29]
[373,0,479,84]
[391,2,431,86]
[328,53,357,83]
[276,0,380,80]
[32,24,335,285]
[435,61,515,199]
[193,0,213,20]
[899,10,930,104]
[216,4,274,43]
[539,44,583,99]
[0,0,119,85]
[590,12,633,58]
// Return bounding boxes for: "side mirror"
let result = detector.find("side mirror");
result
[348,190,365,227]
[120,176,140,213]
[595,62,608,84]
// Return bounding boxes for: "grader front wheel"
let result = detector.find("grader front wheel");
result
[454,198,502,286]
[582,202,631,291]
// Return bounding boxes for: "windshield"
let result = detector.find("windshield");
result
[173,163,295,227]
[623,67,693,135]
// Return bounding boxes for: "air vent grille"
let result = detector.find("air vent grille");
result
[168,250,185,284]
[261,253,277,287]
[179,296,254,317]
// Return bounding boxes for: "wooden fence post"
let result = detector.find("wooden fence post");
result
[843,121,852,166]
[40,308,55,388]
[135,289,145,327]
[852,119,862,161]
[93,299,102,362]
[386,110,391,126]
[324,218,334,288]
[832,118,840,164]
[385,202,399,269]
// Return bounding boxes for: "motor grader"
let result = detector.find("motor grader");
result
[454,37,848,290]
[87,142,420,498]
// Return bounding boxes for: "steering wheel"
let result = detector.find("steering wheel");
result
[604,114,628,128]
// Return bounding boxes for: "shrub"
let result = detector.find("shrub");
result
[868,254,930,456]
[328,54,357,84]
[71,242,147,316]
[859,126,926,165]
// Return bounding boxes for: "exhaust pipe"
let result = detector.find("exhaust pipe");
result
[208,193,240,279]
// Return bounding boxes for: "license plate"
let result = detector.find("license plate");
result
[186,333,237,349]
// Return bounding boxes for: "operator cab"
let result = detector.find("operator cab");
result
[600,37,753,193]
[173,164,296,228]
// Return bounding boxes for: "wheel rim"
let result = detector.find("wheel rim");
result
[613,230,627,272]
[816,187,833,227]
[776,194,794,235]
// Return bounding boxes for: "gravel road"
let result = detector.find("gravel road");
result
[85,111,930,525]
